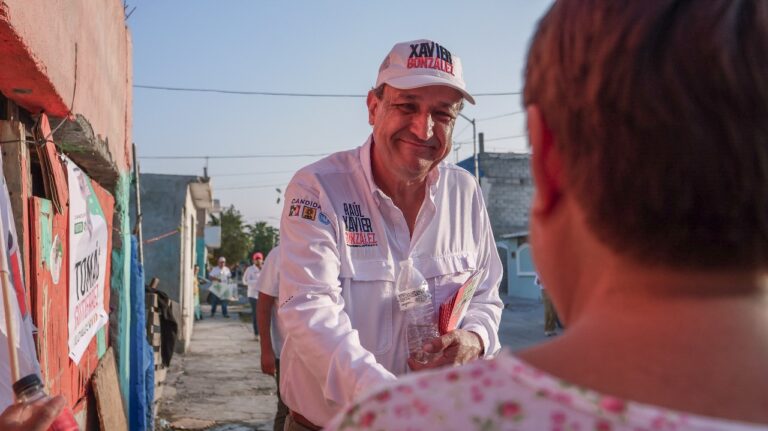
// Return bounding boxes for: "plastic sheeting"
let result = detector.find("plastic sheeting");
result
[129,235,154,430]
[0,149,40,411]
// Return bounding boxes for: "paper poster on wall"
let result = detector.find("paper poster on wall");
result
[66,157,108,364]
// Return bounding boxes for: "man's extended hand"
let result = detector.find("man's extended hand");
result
[260,348,276,376]
[0,396,66,431]
[408,329,484,371]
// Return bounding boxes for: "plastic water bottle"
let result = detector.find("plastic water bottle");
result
[395,259,440,364]
[13,374,79,431]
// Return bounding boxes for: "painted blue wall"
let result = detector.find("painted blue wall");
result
[497,239,539,300]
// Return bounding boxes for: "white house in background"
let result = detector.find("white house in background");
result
[136,174,214,352]
[458,145,539,299]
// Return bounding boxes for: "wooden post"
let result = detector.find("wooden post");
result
[132,143,144,265]
[0,202,21,386]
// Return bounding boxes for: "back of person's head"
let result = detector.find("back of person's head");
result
[525,0,768,269]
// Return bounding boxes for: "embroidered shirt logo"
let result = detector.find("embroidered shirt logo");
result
[342,202,377,247]
[288,198,322,222]
[301,206,317,221]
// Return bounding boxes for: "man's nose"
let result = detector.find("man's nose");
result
[409,112,435,141]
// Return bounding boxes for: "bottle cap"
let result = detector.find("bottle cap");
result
[13,374,43,396]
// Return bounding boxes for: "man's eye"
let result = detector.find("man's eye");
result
[394,103,416,112]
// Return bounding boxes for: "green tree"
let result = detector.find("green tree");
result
[248,221,279,255]
[209,205,251,266]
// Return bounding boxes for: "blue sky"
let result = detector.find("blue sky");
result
[129,1,553,225]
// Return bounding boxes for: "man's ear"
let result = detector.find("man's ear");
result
[366,91,379,126]
[528,105,563,215]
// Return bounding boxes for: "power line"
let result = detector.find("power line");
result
[134,84,521,98]
[139,153,330,160]
[135,85,363,98]
[211,169,296,177]
[455,133,528,145]
[476,110,525,122]
[453,122,473,139]
[484,133,528,143]
[217,183,287,191]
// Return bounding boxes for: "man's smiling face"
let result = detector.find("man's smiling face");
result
[367,84,463,181]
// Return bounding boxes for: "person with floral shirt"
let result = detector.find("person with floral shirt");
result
[326,1,768,430]
[326,350,767,431]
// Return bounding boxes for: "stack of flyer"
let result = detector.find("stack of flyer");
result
[438,271,482,335]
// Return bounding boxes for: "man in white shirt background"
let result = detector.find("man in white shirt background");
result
[256,246,289,431]
[208,256,232,318]
[243,251,264,337]
[277,39,504,430]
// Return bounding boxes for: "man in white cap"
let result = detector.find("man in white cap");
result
[278,39,503,430]
[208,256,232,318]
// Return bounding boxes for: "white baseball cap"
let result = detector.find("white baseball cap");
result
[218,256,226,263]
[375,39,475,105]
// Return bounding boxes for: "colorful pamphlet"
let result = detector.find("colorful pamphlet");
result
[438,271,482,335]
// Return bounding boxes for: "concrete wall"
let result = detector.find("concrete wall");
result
[178,190,197,351]
[139,174,193,301]
[0,0,132,175]
[477,152,534,238]
[0,1,132,423]
[138,174,201,352]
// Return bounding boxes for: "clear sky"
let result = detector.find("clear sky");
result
[129,1,554,226]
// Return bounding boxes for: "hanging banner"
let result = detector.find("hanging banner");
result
[66,157,108,364]
[0,148,40,411]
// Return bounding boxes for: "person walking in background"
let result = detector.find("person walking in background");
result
[535,274,560,336]
[325,1,768,430]
[256,246,289,431]
[193,264,204,321]
[278,38,503,429]
[208,256,231,318]
[243,251,264,338]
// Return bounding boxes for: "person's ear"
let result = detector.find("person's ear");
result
[366,91,380,126]
[528,105,564,215]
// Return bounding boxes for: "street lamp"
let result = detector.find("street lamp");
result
[457,113,478,181]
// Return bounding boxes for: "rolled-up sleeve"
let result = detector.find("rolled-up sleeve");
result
[460,186,504,357]
[278,175,396,407]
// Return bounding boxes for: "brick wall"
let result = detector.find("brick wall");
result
[478,152,534,237]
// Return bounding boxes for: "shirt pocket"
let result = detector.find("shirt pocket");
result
[415,253,478,319]
[339,259,395,355]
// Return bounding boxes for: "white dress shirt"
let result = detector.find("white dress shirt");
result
[208,265,231,299]
[255,246,285,356]
[278,136,503,426]
[243,264,262,299]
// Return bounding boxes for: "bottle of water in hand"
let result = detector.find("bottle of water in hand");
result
[395,259,440,364]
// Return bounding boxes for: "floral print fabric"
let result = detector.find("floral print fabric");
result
[325,350,767,431]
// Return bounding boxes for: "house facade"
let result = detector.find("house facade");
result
[458,150,539,299]
[0,0,137,427]
[138,174,213,352]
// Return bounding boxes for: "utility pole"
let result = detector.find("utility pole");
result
[132,143,144,265]
[458,113,479,181]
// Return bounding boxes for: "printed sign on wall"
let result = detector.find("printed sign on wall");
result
[66,158,108,364]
